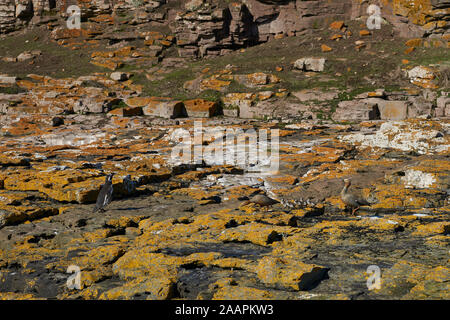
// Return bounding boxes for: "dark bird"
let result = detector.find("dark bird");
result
[242,193,280,208]
[52,116,64,127]
[340,179,371,215]
[93,173,114,213]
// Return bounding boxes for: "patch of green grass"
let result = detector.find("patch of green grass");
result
[114,26,127,33]
[41,10,58,17]
[0,27,105,78]
[409,47,450,67]
[281,75,342,92]
[226,79,262,93]
[0,85,27,94]
[80,80,106,88]
[110,100,129,110]
[312,20,321,29]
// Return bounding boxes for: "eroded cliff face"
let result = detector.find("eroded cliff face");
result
[0,1,448,57]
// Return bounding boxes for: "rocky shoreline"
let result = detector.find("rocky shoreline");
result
[0,0,449,300]
[0,114,448,299]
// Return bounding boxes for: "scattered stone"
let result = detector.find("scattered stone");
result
[294,58,326,72]
[377,100,409,120]
[329,21,345,31]
[332,99,380,121]
[339,119,449,154]
[183,99,218,118]
[124,97,186,119]
[407,66,438,89]
[110,72,130,81]
[235,73,280,88]
[404,47,415,54]
[0,75,17,84]
[73,96,120,114]
[292,89,337,102]
[1,56,17,62]
[256,256,329,291]
[108,106,143,117]
[321,44,332,52]
[16,52,35,62]
[435,95,450,117]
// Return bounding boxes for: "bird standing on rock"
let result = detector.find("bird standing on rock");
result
[242,194,280,209]
[93,173,114,213]
[340,179,371,215]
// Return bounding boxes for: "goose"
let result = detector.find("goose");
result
[340,179,371,215]
[241,193,279,208]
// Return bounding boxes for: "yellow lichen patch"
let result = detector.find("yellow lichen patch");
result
[380,260,450,299]
[80,229,121,243]
[0,292,40,300]
[370,184,442,210]
[3,242,63,269]
[357,217,405,232]
[280,146,345,167]
[0,190,31,205]
[79,266,114,289]
[210,257,254,270]
[425,235,450,247]
[267,175,298,185]
[212,285,275,300]
[0,154,30,166]
[112,251,181,281]
[99,276,176,300]
[381,260,428,284]
[218,222,297,246]
[278,130,296,137]
[106,216,144,228]
[424,266,450,283]
[74,284,104,300]
[287,207,318,219]
[275,233,315,251]
[405,38,423,47]
[173,170,211,182]
[0,205,59,227]
[413,222,450,236]
[224,185,261,200]
[183,99,218,117]
[183,252,224,267]
[325,195,347,210]
[71,245,126,270]
[257,211,296,226]
[290,218,404,246]
[3,168,103,203]
[235,72,280,87]
[199,78,231,92]
[392,0,433,26]
[138,218,175,233]
[170,187,220,201]
[407,280,450,299]
[238,202,260,215]
[254,256,328,291]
